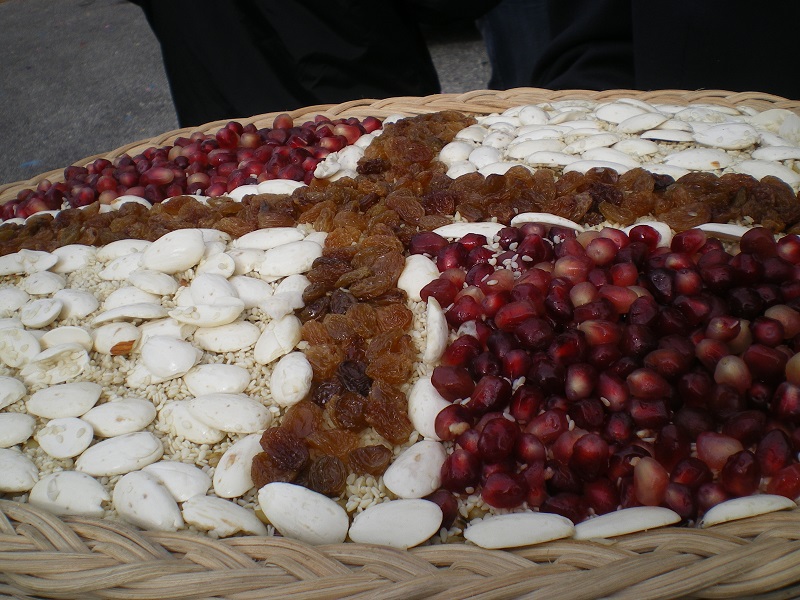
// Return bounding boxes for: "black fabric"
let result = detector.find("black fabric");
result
[533,0,800,100]
[135,0,442,127]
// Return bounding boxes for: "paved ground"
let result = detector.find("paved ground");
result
[0,0,490,187]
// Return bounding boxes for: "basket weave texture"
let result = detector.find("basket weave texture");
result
[3,88,800,599]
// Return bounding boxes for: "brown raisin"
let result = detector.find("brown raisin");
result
[365,381,413,445]
[251,452,296,488]
[307,455,348,496]
[281,400,323,439]
[329,289,358,314]
[305,344,346,381]
[375,303,414,333]
[348,445,393,476]
[338,360,372,396]
[311,378,343,406]
[328,391,369,431]
[306,428,360,460]
[365,352,414,386]
[259,428,310,472]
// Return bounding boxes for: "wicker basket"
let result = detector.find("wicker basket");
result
[2,88,800,600]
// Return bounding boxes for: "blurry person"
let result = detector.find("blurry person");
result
[532,0,800,100]
[132,1,442,127]
[477,0,550,90]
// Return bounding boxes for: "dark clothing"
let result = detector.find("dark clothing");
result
[134,1,443,127]
[477,0,550,90]
[533,0,800,100]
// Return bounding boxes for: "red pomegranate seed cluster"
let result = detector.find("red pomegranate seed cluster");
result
[414,223,800,524]
[3,114,381,221]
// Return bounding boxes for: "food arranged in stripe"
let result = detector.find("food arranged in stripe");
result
[1,101,800,549]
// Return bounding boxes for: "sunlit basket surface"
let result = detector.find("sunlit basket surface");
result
[2,88,800,600]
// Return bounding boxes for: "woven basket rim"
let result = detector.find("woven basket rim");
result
[3,87,800,599]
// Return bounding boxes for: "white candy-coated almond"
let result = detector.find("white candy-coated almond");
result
[76,431,164,477]
[142,461,212,502]
[573,506,681,540]
[182,495,268,537]
[269,352,312,407]
[383,440,446,498]
[407,376,450,441]
[465,513,575,549]
[185,393,271,433]
[258,482,349,545]
[81,398,156,437]
[113,471,184,532]
[161,401,225,445]
[510,212,584,232]
[35,417,94,459]
[348,499,442,549]
[0,449,38,492]
[0,376,26,410]
[433,221,504,240]
[699,495,797,528]
[96,239,151,262]
[253,314,301,364]
[142,229,206,274]
[423,297,448,364]
[26,381,102,419]
[41,326,93,352]
[213,433,262,499]
[397,254,440,303]
[29,471,109,517]
[192,320,260,353]
[0,413,36,447]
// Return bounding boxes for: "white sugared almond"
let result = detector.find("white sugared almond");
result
[464,513,575,549]
[573,506,681,540]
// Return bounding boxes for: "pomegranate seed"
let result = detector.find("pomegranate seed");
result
[597,371,629,412]
[420,278,460,308]
[577,320,622,346]
[696,431,744,471]
[628,224,661,250]
[494,300,540,332]
[721,410,766,446]
[569,433,609,481]
[664,483,695,519]
[755,429,792,477]
[654,424,691,471]
[478,416,520,463]
[603,411,635,444]
[740,227,778,258]
[440,449,480,493]
[424,489,458,530]
[713,355,751,394]
[772,381,800,424]
[628,295,659,326]
[456,428,480,454]
[671,457,712,489]
[546,460,582,493]
[434,404,474,441]
[777,234,800,264]
[587,343,623,370]
[671,229,707,254]
[742,344,787,382]
[633,456,668,506]
[751,316,785,347]
[621,324,657,358]
[569,398,605,430]
[598,284,639,314]
[446,296,483,327]
[547,330,587,366]
[629,398,671,429]
[502,349,531,380]
[471,352,502,378]
[695,338,730,372]
[696,482,730,514]
[482,472,526,509]
[564,363,597,401]
[728,287,765,320]
[516,433,546,465]
[766,305,800,338]
[766,463,800,499]
[525,409,569,445]
[626,368,671,400]
[583,478,620,515]
[541,492,587,523]
[720,450,760,496]
[479,268,515,294]
[787,353,800,386]
[573,299,617,323]
[464,375,512,415]
[509,385,544,424]
[569,281,599,307]
[441,335,481,368]
[431,366,475,402]
[674,405,716,440]
[608,445,651,481]
[609,261,639,286]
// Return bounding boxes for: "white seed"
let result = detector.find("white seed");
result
[28,471,109,517]
[383,440,446,498]
[464,513,575,549]
[213,433,262,499]
[573,506,681,540]
[698,495,797,528]
[35,417,94,459]
[26,381,102,419]
[0,448,39,492]
[269,352,312,407]
[182,494,268,537]
[258,482,349,545]
[0,413,36,447]
[142,461,212,502]
[76,431,164,477]
[348,499,442,549]
[81,398,156,437]
[407,376,449,441]
[186,393,272,433]
[112,471,184,532]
